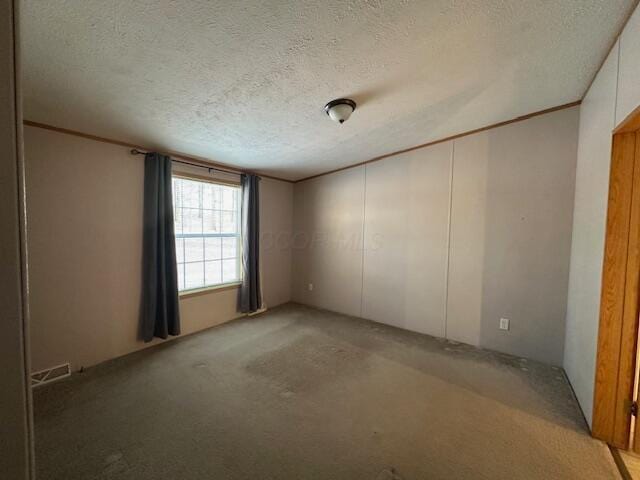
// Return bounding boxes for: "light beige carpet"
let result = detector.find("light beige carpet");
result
[34,303,620,479]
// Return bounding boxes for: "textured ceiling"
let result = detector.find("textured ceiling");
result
[22,0,636,181]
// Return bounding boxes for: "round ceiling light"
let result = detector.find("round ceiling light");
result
[324,98,356,124]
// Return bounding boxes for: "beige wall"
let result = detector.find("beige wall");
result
[261,177,293,309]
[448,110,578,363]
[292,166,366,316]
[1,1,33,478]
[564,2,640,427]
[25,126,292,372]
[362,142,452,337]
[293,106,579,365]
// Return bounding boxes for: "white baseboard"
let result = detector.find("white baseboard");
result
[247,305,268,316]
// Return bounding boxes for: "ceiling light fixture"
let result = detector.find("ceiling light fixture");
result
[324,98,356,124]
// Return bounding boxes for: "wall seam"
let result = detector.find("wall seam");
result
[614,37,621,126]
[443,141,455,339]
[359,165,368,317]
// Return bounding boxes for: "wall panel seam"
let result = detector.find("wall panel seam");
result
[443,141,455,339]
[614,38,621,127]
[359,166,367,317]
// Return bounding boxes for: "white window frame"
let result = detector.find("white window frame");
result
[172,173,242,295]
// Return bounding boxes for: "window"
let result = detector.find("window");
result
[172,176,241,292]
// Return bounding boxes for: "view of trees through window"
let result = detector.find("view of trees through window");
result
[172,176,241,291]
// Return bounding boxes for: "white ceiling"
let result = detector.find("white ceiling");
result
[22,1,636,181]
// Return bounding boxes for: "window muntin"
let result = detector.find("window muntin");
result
[172,176,241,292]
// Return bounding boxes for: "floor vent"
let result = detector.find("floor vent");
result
[31,363,71,387]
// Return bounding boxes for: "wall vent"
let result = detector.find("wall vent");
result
[31,363,71,387]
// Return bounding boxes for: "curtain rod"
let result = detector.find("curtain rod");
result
[130,149,241,176]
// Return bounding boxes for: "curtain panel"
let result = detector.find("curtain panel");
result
[140,152,181,341]
[239,173,262,313]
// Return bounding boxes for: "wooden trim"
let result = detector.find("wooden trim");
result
[22,120,293,184]
[615,131,640,447]
[632,134,640,454]
[26,101,581,186]
[172,171,241,187]
[294,100,581,183]
[26,102,580,186]
[609,447,633,480]
[179,282,241,299]
[593,131,639,448]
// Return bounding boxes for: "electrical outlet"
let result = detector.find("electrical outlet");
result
[308,283,314,291]
[499,318,510,331]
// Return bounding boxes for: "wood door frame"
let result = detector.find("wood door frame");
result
[593,105,640,449]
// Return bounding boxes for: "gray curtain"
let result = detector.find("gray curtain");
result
[239,173,262,313]
[141,152,181,342]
